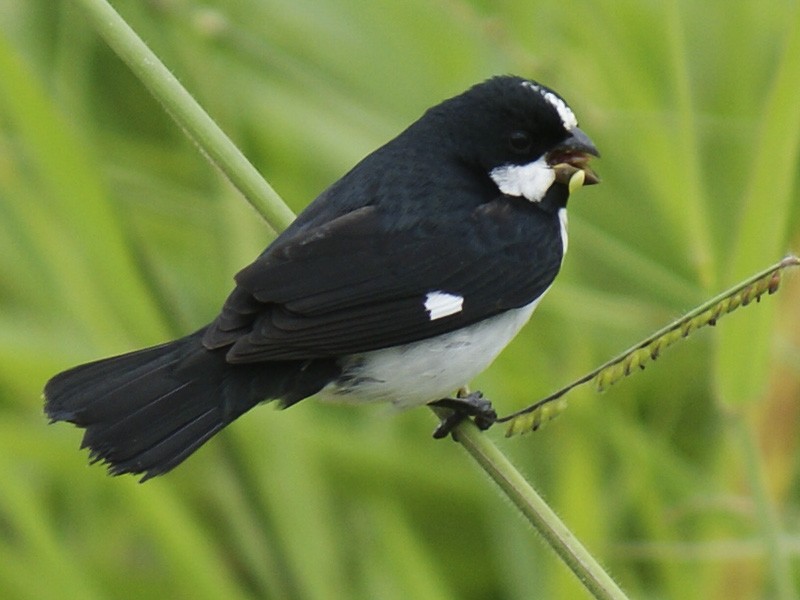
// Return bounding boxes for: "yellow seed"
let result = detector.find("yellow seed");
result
[710,302,725,323]
[648,340,662,360]
[665,329,683,346]
[624,351,640,375]
[568,169,586,194]
[507,413,536,436]
[532,410,542,431]
[768,271,781,294]
[728,294,742,312]
[595,369,612,392]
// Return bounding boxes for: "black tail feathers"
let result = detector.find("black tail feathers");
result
[44,329,339,481]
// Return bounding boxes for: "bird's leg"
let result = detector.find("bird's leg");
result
[429,388,497,439]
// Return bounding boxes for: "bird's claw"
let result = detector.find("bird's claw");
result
[430,391,497,439]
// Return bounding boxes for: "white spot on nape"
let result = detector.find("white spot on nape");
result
[521,81,578,131]
[424,291,464,321]
[490,156,555,203]
[558,207,568,255]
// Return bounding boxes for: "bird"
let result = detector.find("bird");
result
[44,75,599,481]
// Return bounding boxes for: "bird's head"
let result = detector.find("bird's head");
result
[428,75,600,203]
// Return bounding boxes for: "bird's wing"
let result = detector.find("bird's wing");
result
[203,201,563,361]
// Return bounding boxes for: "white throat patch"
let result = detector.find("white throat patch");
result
[490,156,554,203]
[521,81,578,131]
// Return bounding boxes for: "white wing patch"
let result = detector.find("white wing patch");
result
[521,81,578,131]
[490,156,555,203]
[424,291,464,321]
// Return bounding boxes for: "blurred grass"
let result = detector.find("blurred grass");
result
[1,0,799,598]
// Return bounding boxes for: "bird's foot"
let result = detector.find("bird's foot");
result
[430,390,497,439]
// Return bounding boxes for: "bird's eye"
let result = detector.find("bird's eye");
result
[508,130,532,154]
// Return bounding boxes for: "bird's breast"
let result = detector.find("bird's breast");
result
[318,294,547,408]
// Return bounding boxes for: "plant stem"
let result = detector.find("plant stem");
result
[71,0,296,232]
[452,419,630,600]
[75,1,632,597]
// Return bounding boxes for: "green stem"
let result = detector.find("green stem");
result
[71,0,296,232]
[450,418,630,600]
[76,1,630,597]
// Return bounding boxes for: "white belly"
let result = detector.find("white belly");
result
[318,296,544,407]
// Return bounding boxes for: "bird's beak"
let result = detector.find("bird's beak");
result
[548,127,600,193]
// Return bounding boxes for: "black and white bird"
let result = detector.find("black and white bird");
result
[44,75,599,480]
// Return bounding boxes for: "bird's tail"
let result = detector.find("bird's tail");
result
[44,329,338,481]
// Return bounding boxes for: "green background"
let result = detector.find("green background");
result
[1,0,799,598]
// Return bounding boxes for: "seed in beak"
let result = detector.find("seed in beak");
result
[568,169,585,194]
